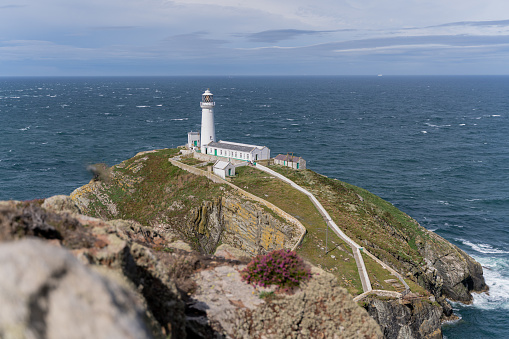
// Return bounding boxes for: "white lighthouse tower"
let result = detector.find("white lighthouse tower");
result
[200,89,216,151]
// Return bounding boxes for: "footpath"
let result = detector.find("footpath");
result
[255,164,411,298]
[255,164,372,293]
[171,153,409,296]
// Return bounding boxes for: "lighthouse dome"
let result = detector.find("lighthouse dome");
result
[202,89,214,103]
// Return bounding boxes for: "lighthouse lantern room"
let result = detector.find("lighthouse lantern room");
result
[200,89,216,151]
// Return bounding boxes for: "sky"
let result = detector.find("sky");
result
[1,0,509,76]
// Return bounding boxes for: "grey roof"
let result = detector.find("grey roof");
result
[207,141,255,153]
[213,160,232,170]
[188,131,200,135]
[274,154,302,162]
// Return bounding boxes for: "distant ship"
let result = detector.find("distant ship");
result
[377,74,383,77]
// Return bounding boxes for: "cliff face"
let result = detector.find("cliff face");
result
[363,297,442,339]
[188,195,298,255]
[413,231,487,303]
[70,149,300,256]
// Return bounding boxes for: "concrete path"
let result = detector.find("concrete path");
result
[255,164,372,293]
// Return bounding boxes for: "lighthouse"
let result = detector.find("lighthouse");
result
[200,89,216,151]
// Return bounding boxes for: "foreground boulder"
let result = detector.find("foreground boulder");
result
[189,265,383,338]
[0,239,152,339]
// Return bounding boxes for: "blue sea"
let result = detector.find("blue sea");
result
[1,76,508,338]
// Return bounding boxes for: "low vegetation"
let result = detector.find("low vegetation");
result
[266,165,426,274]
[241,249,312,292]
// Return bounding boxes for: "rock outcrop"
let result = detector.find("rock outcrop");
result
[190,264,382,338]
[1,200,384,338]
[414,231,487,303]
[0,238,152,339]
[41,194,81,214]
[363,297,442,339]
[187,195,298,255]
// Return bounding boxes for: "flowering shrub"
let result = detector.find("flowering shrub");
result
[241,249,312,292]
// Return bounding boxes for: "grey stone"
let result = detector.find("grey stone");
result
[42,195,81,214]
[0,239,152,339]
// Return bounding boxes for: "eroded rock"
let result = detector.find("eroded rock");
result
[190,265,383,338]
[0,239,152,339]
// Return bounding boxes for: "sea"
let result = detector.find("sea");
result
[1,76,508,338]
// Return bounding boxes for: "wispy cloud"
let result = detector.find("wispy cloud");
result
[90,26,138,30]
[0,5,25,9]
[244,29,351,43]
[429,19,509,28]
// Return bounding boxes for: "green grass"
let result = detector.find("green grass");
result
[232,166,363,294]
[266,166,426,274]
[179,157,204,166]
[79,148,230,239]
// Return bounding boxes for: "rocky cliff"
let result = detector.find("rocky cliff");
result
[70,149,300,256]
[363,296,443,339]
[0,199,382,338]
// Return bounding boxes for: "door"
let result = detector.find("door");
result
[214,149,217,156]
[228,168,231,176]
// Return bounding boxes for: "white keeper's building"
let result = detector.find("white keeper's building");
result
[203,140,270,162]
[188,89,270,162]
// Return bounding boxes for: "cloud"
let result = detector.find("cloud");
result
[0,5,25,9]
[90,26,138,30]
[430,19,509,28]
[244,29,353,43]
[163,32,229,51]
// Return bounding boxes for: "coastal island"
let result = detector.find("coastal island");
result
[0,145,487,338]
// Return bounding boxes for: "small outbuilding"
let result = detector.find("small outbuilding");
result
[187,131,200,149]
[213,160,235,179]
[274,154,306,170]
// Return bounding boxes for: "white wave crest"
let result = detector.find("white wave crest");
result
[457,239,509,254]
[471,256,509,310]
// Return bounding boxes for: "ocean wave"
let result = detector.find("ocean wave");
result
[471,256,509,310]
[170,118,188,121]
[424,123,452,128]
[136,105,150,108]
[457,239,509,254]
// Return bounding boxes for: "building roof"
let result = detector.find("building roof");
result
[188,131,200,135]
[274,154,302,162]
[207,141,261,153]
[213,160,232,170]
